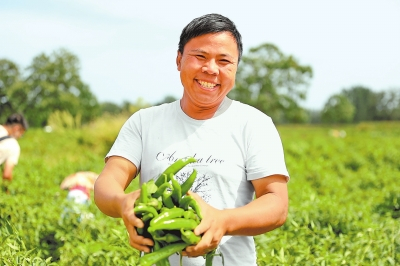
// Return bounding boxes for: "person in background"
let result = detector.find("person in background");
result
[0,113,29,188]
[60,171,99,205]
[60,171,99,222]
[94,13,289,265]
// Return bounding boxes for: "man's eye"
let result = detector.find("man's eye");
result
[195,55,205,59]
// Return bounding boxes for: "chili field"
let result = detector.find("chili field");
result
[1,118,399,265]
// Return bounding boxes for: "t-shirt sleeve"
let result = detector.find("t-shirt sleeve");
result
[245,113,289,181]
[106,112,143,169]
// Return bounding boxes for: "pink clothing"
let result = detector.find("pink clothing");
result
[70,185,90,198]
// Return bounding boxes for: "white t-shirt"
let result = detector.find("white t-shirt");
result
[0,125,20,166]
[107,98,289,266]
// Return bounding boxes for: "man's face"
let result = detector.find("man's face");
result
[176,32,239,109]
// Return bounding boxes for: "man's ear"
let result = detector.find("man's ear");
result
[176,50,182,71]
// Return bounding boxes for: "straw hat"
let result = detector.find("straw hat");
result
[60,171,99,190]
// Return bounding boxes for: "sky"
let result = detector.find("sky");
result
[1,0,399,110]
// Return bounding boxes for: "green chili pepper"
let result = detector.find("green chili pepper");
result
[183,210,200,223]
[138,242,189,266]
[134,205,158,218]
[205,249,225,266]
[180,229,201,245]
[179,195,203,219]
[139,182,149,204]
[152,182,172,199]
[149,229,165,241]
[155,157,197,187]
[170,173,182,205]
[162,190,175,209]
[179,195,194,209]
[153,239,161,252]
[142,212,154,223]
[162,157,197,176]
[150,207,185,226]
[147,198,162,210]
[152,241,172,266]
[154,233,182,243]
[148,218,199,233]
[188,200,202,220]
[155,173,168,187]
[205,249,215,266]
[180,169,197,195]
[156,258,171,266]
[159,206,170,213]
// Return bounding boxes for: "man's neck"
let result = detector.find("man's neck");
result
[180,97,230,120]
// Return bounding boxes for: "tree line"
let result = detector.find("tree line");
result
[1,47,399,127]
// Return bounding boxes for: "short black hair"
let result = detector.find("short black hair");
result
[5,113,29,130]
[178,13,243,62]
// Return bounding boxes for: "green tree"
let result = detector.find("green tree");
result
[321,94,355,123]
[374,89,400,120]
[100,101,123,115]
[341,86,378,122]
[20,48,99,127]
[228,43,313,123]
[0,59,22,122]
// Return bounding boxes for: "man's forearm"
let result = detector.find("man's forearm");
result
[94,176,125,218]
[94,156,138,218]
[223,192,288,236]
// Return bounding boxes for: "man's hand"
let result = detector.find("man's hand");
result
[182,191,227,257]
[120,189,154,253]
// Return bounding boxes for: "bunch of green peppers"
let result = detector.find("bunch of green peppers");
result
[135,157,223,266]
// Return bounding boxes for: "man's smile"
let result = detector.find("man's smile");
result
[197,79,219,90]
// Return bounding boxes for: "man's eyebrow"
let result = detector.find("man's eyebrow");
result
[189,49,207,54]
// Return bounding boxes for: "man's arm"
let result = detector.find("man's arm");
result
[223,174,288,235]
[94,156,138,217]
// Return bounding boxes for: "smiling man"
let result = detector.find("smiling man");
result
[94,13,289,265]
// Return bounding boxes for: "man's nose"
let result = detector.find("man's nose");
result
[202,59,219,75]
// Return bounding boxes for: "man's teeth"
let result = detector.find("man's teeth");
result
[198,80,216,89]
